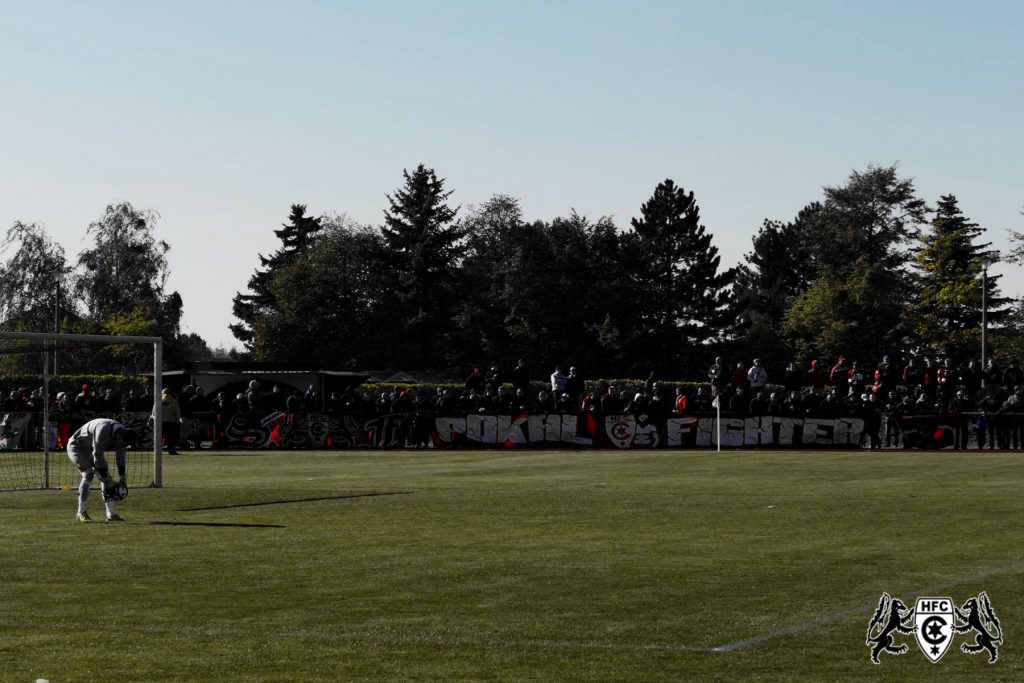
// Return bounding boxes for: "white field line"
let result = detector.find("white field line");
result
[710,561,1024,653]
[6,562,1021,655]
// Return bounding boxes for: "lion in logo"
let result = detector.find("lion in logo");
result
[953,592,1002,663]
[866,592,916,664]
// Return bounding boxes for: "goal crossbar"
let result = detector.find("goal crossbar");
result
[0,331,164,488]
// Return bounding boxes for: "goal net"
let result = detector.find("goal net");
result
[0,331,163,491]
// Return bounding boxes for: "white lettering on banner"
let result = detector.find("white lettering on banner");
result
[744,417,772,446]
[440,414,866,448]
[496,415,529,445]
[560,415,593,445]
[802,418,835,445]
[666,416,699,446]
[715,418,746,447]
[773,417,796,446]
[696,417,714,446]
[466,415,491,443]
[434,417,466,443]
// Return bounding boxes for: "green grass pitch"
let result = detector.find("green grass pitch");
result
[2,449,1022,681]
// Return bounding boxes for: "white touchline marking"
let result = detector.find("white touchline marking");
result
[6,563,1021,656]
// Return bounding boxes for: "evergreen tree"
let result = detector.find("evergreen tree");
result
[230,204,323,349]
[624,179,735,375]
[454,195,526,365]
[914,195,1008,358]
[733,219,808,370]
[254,215,394,366]
[381,164,465,368]
[784,165,928,361]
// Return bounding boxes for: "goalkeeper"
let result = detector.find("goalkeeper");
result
[67,418,137,523]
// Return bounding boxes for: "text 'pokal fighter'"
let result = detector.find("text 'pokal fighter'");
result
[67,418,136,523]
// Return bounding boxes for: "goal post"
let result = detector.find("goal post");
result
[0,330,163,490]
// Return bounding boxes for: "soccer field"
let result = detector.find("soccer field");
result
[2,449,1022,681]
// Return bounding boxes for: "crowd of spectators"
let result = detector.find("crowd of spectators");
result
[0,383,153,414]
[2,353,1021,451]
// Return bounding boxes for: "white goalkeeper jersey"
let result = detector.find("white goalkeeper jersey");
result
[69,418,127,468]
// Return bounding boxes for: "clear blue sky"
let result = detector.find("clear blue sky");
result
[3,0,1021,350]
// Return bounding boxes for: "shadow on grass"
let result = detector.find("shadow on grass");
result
[149,521,286,528]
[177,491,413,512]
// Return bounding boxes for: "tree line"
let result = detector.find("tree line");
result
[2,163,1022,379]
[230,163,1023,377]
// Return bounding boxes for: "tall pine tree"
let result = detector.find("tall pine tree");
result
[914,194,1008,358]
[231,204,323,350]
[624,179,735,375]
[381,164,465,368]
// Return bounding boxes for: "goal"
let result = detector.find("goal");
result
[0,331,163,491]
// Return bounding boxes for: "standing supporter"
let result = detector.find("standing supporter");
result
[903,358,922,389]
[997,388,1022,449]
[649,388,670,417]
[550,366,567,396]
[644,371,657,394]
[601,385,622,413]
[767,391,786,416]
[782,362,803,394]
[1003,361,1023,390]
[674,387,688,413]
[748,391,768,416]
[151,387,181,455]
[983,359,1003,389]
[484,364,502,393]
[465,367,483,391]
[847,361,867,394]
[510,359,530,394]
[862,393,882,449]
[580,390,596,413]
[830,357,849,387]
[960,360,982,400]
[878,355,900,395]
[265,385,285,411]
[952,390,974,449]
[977,390,1002,449]
[690,387,713,412]
[565,367,584,404]
[747,359,768,393]
[210,391,229,447]
[806,360,826,390]
[731,362,749,392]
[246,380,263,413]
[935,358,953,411]
[555,392,574,413]
[178,385,196,450]
[921,358,937,398]
[729,387,749,414]
[75,384,94,412]
[708,357,727,396]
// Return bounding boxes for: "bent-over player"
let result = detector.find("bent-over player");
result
[67,418,136,523]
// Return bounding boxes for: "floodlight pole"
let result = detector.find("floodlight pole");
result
[981,257,990,389]
[53,271,64,376]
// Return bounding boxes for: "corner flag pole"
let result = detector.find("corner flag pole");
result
[713,394,721,452]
